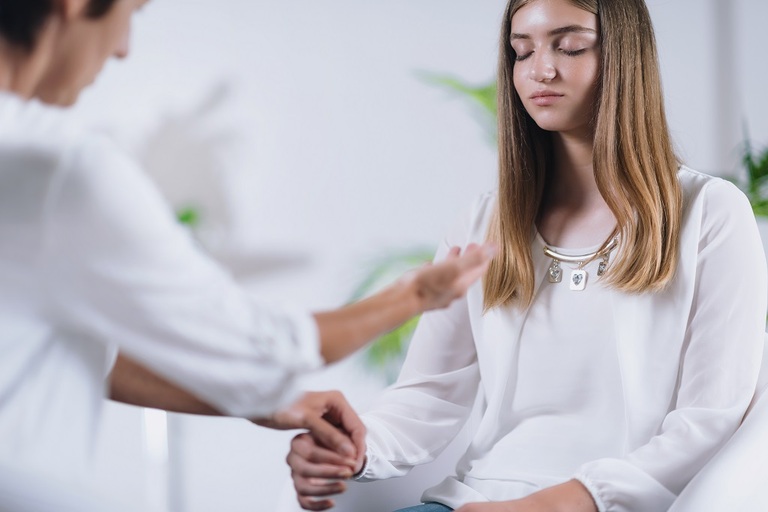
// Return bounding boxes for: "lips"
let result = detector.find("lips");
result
[529,90,564,106]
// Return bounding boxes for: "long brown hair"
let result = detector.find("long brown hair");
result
[484,0,682,310]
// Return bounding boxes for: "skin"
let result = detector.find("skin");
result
[510,0,616,249]
[286,1,612,510]
[0,0,495,463]
[0,0,149,105]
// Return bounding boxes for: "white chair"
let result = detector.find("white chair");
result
[669,334,768,511]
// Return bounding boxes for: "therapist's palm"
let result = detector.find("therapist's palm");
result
[408,243,493,311]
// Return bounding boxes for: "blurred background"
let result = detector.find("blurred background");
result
[66,0,768,510]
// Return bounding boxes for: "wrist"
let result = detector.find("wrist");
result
[389,274,425,318]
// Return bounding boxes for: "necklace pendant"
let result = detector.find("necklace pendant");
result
[597,254,609,277]
[548,259,562,283]
[570,269,587,291]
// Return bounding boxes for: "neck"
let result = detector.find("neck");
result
[536,127,617,248]
[0,20,58,100]
[545,129,601,209]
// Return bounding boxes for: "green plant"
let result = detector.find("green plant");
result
[419,73,498,143]
[176,206,202,229]
[349,249,434,382]
[741,140,768,217]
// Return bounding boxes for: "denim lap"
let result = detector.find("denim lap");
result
[394,503,453,512]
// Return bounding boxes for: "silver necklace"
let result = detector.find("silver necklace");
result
[543,236,618,291]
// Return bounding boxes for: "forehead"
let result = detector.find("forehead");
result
[510,0,597,33]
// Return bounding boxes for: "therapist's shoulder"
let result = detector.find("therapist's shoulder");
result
[0,93,142,190]
[0,102,180,244]
[0,93,84,174]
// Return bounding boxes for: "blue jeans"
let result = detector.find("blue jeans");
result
[394,504,453,512]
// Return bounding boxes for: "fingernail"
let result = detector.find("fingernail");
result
[340,441,355,458]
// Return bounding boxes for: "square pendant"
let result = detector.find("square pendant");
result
[570,269,587,291]
[548,260,562,283]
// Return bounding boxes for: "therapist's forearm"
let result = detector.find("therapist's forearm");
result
[314,280,420,364]
[109,356,364,448]
[109,354,221,415]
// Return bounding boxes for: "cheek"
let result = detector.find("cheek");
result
[512,65,527,97]
[571,57,600,96]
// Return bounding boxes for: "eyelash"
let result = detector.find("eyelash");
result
[514,48,587,62]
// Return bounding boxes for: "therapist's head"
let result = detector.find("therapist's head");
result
[0,0,149,106]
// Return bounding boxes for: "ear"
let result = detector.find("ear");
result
[53,0,92,21]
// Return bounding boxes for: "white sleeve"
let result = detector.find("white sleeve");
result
[575,180,767,511]
[42,135,322,418]
[359,200,486,481]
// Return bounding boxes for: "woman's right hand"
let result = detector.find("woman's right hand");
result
[286,432,366,511]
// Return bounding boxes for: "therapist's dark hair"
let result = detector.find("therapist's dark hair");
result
[0,0,119,51]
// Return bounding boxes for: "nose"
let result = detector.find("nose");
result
[529,52,556,82]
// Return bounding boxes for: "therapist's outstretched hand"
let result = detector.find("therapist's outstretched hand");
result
[316,243,496,364]
[253,391,365,473]
[406,243,496,312]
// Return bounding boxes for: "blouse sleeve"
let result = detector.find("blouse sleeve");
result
[42,135,322,418]
[574,179,767,511]
[358,199,488,481]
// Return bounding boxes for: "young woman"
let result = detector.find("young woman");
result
[286,0,767,511]
[0,0,493,506]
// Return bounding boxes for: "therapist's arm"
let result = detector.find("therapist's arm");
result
[315,243,493,364]
[110,355,365,460]
[110,354,220,415]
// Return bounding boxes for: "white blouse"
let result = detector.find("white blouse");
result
[359,167,767,512]
[0,92,321,482]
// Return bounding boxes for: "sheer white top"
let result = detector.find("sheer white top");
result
[359,168,767,512]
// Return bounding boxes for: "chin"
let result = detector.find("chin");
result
[35,84,83,107]
[528,114,584,134]
[530,119,568,133]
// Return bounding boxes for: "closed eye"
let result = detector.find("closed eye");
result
[561,48,588,57]
[514,51,533,62]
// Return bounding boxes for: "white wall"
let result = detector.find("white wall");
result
[69,0,768,511]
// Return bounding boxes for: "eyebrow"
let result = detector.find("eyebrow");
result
[510,25,597,40]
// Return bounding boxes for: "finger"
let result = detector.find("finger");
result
[299,495,335,511]
[446,245,461,259]
[293,475,348,496]
[303,414,357,461]
[290,435,357,472]
[349,427,367,474]
[458,243,496,268]
[287,453,354,480]
[323,396,367,454]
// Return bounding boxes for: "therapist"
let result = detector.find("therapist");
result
[0,0,494,504]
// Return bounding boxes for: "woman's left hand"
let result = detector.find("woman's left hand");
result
[455,480,598,512]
